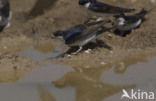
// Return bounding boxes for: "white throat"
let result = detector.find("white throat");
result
[85,2,91,8]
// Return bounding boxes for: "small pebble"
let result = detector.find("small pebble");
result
[67,55,71,57]
[3,46,7,49]
[110,51,113,54]
[85,49,92,54]
[101,62,105,65]
[108,34,112,37]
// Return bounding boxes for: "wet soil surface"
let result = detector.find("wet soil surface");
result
[0,0,156,101]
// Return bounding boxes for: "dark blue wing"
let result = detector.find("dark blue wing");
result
[90,2,108,7]
[124,9,147,21]
[63,26,85,42]
[89,1,135,13]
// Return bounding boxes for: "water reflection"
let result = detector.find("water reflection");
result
[0,64,75,101]
[53,53,156,101]
[0,83,39,101]
[101,56,156,86]
[18,44,61,61]
[53,72,133,101]
[38,85,75,101]
[38,87,56,101]
[1,52,156,101]
[0,83,76,101]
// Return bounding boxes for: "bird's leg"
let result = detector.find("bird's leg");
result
[72,46,83,55]
[6,11,12,28]
[95,38,99,43]
[6,22,11,28]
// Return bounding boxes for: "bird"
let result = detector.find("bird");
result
[54,17,109,37]
[79,0,135,20]
[112,8,147,36]
[0,0,12,32]
[54,19,112,55]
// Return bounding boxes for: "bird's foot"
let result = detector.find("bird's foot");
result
[6,22,11,28]
[72,47,83,55]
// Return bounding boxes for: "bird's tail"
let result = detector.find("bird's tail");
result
[136,7,156,17]
[136,8,147,17]
[93,20,114,36]
[95,19,111,29]
[96,26,114,36]
[111,6,135,13]
[122,8,135,13]
[84,19,111,37]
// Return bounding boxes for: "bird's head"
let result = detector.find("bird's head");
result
[79,0,89,5]
[53,30,64,37]
[114,13,125,18]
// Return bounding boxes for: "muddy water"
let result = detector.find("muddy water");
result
[18,46,61,61]
[0,54,156,101]
[101,56,156,101]
[0,64,75,101]
[101,56,156,86]
[53,55,156,101]
[18,40,62,61]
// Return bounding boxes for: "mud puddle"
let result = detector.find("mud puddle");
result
[18,64,74,83]
[0,64,74,101]
[1,50,156,101]
[0,84,75,101]
[18,41,62,61]
[100,56,156,101]
[101,56,156,87]
[53,53,156,101]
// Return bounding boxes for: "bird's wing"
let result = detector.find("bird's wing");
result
[65,20,111,45]
[124,9,147,21]
[89,2,135,14]
[63,25,85,43]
